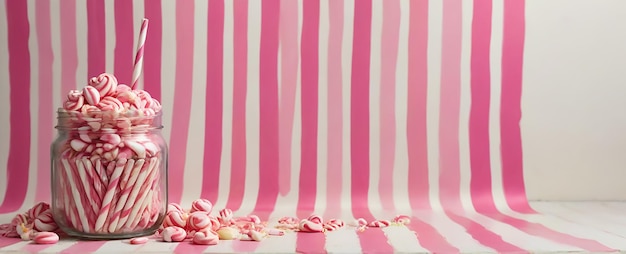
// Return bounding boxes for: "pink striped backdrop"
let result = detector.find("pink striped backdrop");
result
[0,0,624,252]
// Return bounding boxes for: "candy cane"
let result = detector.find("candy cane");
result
[124,157,158,229]
[61,158,90,232]
[115,158,153,231]
[108,159,141,232]
[94,158,126,232]
[76,158,102,216]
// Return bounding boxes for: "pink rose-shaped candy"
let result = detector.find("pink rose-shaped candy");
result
[83,86,101,106]
[34,210,58,232]
[187,212,211,231]
[189,199,213,214]
[63,90,85,111]
[162,226,186,242]
[192,230,219,245]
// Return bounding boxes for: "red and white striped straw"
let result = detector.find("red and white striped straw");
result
[131,18,149,90]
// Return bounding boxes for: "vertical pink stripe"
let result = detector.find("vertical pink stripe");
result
[225,0,248,211]
[378,0,400,212]
[501,0,534,214]
[86,0,105,78]
[406,216,459,253]
[113,0,134,83]
[296,0,320,218]
[278,0,298,196]
[324,0,343,220]
[295,233,326,254]
[201,0,225,203]
[60,0,77,93]
[253,0,280,217]
[1,0,30,213]
[350,0,373,220]
[168,0,195,204]
[357,229,395,253]
[469,0,497,214]
[59,241,106,254]
[407,0,430,211]
[35,0,54,203]
[143,0,162,101]
[445,212,526,253]
[438,0,463,212]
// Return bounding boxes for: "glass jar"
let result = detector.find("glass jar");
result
[50,108,168,239]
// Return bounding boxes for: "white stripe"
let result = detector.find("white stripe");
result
[160,0,176,150]
[315,0,329,216]
[427,0,443,212]
[254,230,297,253]
[393,0,411,215]
[239,0,261,216]
[38,240,83,253]
[490,0,507,211]
[75,0,87,89]
[368,0,382,213]
[0,0,10,206]
[215,0,235,210]
[416,211,496,252]
[342,0,353,217]
[458,0,474,211]
[383,226,430,253]
[132,0,145,89]
[560,202,626,226]
[324,228,363,253]
[131,240,180,252]
[0,241,31,252]
[104,0,115,73]
[51,0,62,124]
[93,240,141,253]
[25,0,39,211]
[180,0,208,206]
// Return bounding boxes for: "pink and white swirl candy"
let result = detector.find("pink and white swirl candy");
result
[129,237,149,244]
[187,212,212,231]
[83,86,101,106]
[368,220,391,228]
[27,202,50,221]
[98,97,123,112]
[323,222,342,231]
[89,73,118,97]
[247,230,265,242]
[218,208,233,226]
[307,214,323,224]
[192,230,219,245]
[11,213,29,227]
[327,219,344,227]
[161,226,187,242]
[167,203,185,214]
[189,199,213,214]
[278,216,298,225]
[133,90,153,109]
[264,228,284,236]
[298,219,324,233]
[248,215,261,224]
[34,210,58,232]
[63,90,85,111]
[33,232,59,244]
[393,215,411,225]
[162,211,187,229]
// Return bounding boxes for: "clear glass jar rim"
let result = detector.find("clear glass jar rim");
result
[55,108,163,130]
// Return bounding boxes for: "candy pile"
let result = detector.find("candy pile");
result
[53,72,165,235]
[1,199,412,246]
[0,202,60,244]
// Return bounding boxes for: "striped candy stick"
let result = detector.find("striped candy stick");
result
[94,158,127,232]
[61,158,90,232]
[106,158,138,232]
[75,158,102,216]
[70,157,99,233]
[83,157,105,200]
[115,158,153,230]
[125,158,159,229]
[131,18,149,89]
[108,159,144,232]
[58,160,78,229]
[120,157,158,230]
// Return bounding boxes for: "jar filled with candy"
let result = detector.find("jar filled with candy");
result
[50,73,167,239]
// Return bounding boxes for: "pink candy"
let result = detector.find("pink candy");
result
[83,86,101,105]
[89,73,118,97]
[34,210,58,232]
[278,216,298,225]
[189,199,213,214]
[187,212,211,231]
[368,220,391,228]
[298,219,324,233]
[33,232,59,244]
[27,202,50,220]
[162,226,187,242]
[129,237,149,244]
[163,211,187,229]
[307,214,323,224]
[218,208,233,226]
[192,230,219,245]
[393,215,411,225]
